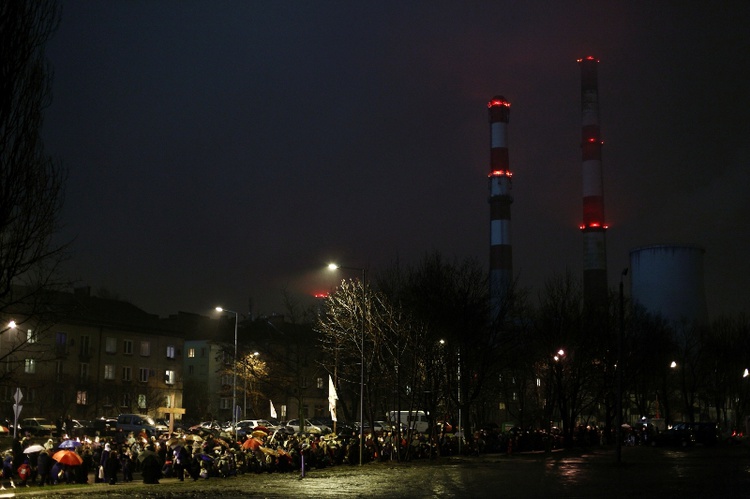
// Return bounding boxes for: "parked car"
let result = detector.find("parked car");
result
[285,419,323,434]
[21,417,56,436]
[93,417,118,436]
[655,423,695,447]
[309,418,333,434]
[188,420,223,434]
[116,414,159,436]
[71,419,96,438]
[235,419,277,438]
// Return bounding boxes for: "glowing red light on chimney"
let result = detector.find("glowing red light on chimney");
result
[488,170,512,178]
[487,99,510,108]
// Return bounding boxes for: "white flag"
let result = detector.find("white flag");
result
[270,399,277,419]
[328,375,338,422]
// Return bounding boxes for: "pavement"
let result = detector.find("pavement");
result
[1,443,749,498]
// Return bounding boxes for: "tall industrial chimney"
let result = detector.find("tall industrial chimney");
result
[488,96,512,321]
[578,57,608,309]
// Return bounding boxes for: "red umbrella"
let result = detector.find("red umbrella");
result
[242,438,261,450]
[52,449,83,466]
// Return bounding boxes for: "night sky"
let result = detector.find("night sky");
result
[42,1,750,319]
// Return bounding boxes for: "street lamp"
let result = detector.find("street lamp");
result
[328,262,366,466]
[216,306,238,440]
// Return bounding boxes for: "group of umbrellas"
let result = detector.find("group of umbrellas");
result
[22,440,84,466]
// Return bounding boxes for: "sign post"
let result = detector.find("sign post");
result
[12,388,23,439]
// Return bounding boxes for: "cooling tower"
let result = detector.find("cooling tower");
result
[629,245,708,327]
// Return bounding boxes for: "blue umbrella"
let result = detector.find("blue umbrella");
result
[59,440,82,449]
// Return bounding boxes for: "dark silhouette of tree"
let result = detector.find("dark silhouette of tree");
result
[0,0,68,367]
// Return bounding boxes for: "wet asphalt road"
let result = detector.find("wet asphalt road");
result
[5,444,750,498]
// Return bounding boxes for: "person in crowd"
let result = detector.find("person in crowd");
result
[121,448,133,482]
[141,444,162,484]
[105,449,120,485]
[37,449,51,486]
[16,459,30,486]
[98,442,110,483]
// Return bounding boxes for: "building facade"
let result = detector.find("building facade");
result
[1,288,185,426]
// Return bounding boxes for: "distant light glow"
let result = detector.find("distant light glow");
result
[487,99,510,108]
[313,292,329,299]
[579,223,609,230]
[577,56,600,63]
[488,170,513,178]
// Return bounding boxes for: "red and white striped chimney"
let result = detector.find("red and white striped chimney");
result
[488,96,512,319]
[578,56,608,308]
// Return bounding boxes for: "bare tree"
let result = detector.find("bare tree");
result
[1,1,67,309]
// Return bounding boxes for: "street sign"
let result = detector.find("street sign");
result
[13,388,22,439]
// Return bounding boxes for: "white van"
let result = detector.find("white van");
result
[387,410,429,433]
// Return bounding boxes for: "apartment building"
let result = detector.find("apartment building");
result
[1,288,185,424]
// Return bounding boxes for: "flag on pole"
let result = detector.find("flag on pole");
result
[270,399,277,419]
[328,375,339,422]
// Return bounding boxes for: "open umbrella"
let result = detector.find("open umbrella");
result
[0,426,9,434]
[137,449,161,466]
[59,440,82,449]
[167,437,185,448]
[52,449,83,466]
[23,444,45,454]
[197,453,213,462]
[242,438,261,450]
[252,430,268,438]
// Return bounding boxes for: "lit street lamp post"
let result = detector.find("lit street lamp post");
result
[216,306,238,440]
[328,263,366,466]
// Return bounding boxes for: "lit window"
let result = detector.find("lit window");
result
[138,394,147,409]
[140,341,150,356]
[316,377,323,389]
[26,330,36,343]
[166,346,175,359]
[76,391,88,405]
[164,370,175,385]
[24,359,36,374]
[188,348,195,358]
[104,364,115,380]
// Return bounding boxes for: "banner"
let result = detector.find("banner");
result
[270,399,277,419]
[328,375,338,422]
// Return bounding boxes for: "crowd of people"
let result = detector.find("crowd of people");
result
[0,423,552,488]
